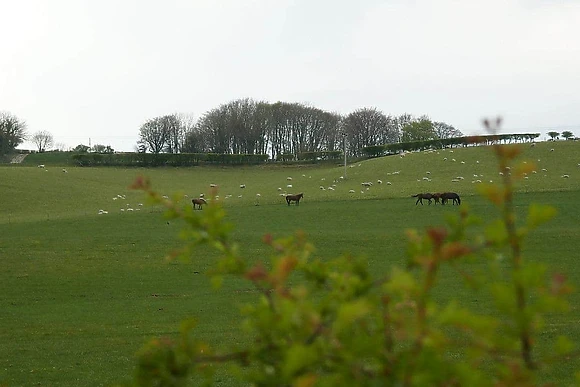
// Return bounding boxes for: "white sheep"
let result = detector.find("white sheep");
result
[562,174,570,178]
[37,164,45,168]
[287,184,293,188]
[287,177,293,181]
[240,184,246,188]
[349,189,355,193]
[377,179,383,184]
[210,184,217,188]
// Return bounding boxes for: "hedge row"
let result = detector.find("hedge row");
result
[71,153,269,167]
[362,133,540,158]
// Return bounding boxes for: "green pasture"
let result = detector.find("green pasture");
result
[1,141,580,386]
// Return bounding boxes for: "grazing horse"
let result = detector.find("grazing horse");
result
[441,192,461,205]
[192,197,207,210]
[412,193,434,205]
[432,192,442,205]
[286,192,304,206]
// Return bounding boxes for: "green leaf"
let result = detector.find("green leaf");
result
[527,203,557,230]
[282,344,318,379]
[555,335,574,355]
[484,220,508,244]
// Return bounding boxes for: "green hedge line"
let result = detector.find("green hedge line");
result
[275,151,342,162]
[71,153,269,167]
[362,133,540,158]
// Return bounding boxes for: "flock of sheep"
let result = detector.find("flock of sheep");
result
[37,144,574,215]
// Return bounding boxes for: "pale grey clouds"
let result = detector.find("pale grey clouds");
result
[1,0,579,151]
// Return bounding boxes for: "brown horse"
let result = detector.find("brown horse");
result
[192,197,207,209]
[440,192,461,205]
[412,193,434,205]
[286,193,304,206]
[432,192,442,205]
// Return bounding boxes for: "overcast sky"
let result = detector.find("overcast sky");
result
[2,0,579,151]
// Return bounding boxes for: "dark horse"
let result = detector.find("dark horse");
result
[412,193,434,205]
[286,193,304,206]
[441,192,461,205]
[192,197,207,210]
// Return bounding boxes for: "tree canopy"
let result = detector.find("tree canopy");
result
[0,111,27,155]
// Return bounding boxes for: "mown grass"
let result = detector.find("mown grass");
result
[1,140,579,386]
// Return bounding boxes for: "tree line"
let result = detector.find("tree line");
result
[137,99,464,159]
[4,102,577,159]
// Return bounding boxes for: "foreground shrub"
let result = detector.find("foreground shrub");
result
[121,118,575,386]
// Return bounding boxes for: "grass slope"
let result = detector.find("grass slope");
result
[1,140,579,385]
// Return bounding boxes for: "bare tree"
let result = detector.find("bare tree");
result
[138,117,169,153]
[432,122,463,139]
[53,142,68,151]
[31,131,54,152]
[163,114,185,153]
[342,108,391,156]
[0,111,27,154]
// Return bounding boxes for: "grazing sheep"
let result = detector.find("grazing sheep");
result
[562,174,570,178]
[377,179,383,184]
[37,164,45,168]
[210,184,217,188]
[361,182,373,187]
[240,184,246,188]
[349,189,355,193]
[287,184,293,188]
[62,168,68,173]
[287,177,293,181]
[386,182,392,185]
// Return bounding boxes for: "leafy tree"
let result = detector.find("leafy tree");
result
[91,144,106,153]
[561,130,574,140]
[125,118,574,386]
[547,131,559,141]
[91,144,114,153]
[401,118,437,142]
[0,111,27,154]
[72,144,90,153]
[31,130,54,152]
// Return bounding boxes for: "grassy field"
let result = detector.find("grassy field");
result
[1,141,580,386]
